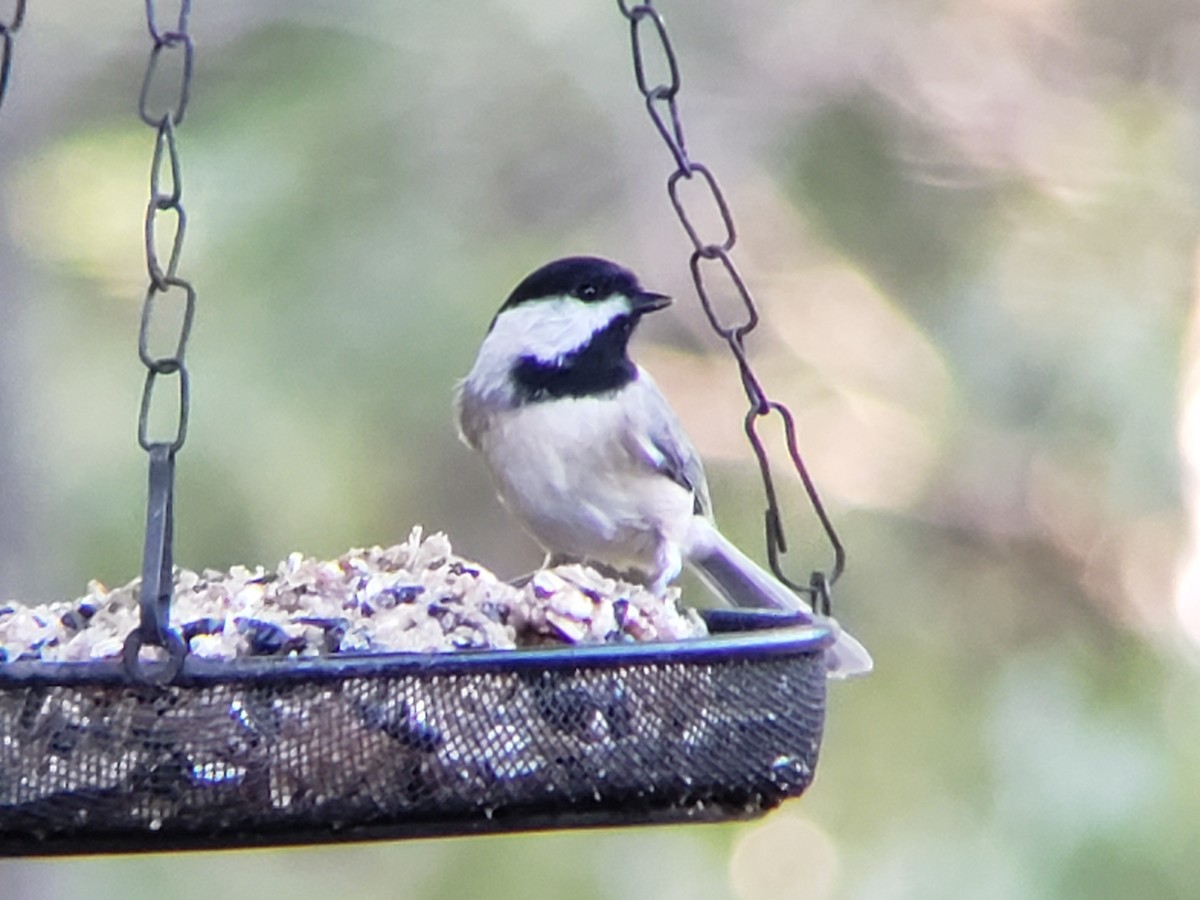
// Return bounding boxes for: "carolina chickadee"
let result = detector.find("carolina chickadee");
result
[456,256,871,677]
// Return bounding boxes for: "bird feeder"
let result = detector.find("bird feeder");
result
[0,0,861,855]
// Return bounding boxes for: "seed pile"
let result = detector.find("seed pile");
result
[0,528,706,663]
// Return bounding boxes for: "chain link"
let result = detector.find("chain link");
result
[0,0,27,114]
[136,0,195,454]
[617,1,844,613]
[131,0,196,667]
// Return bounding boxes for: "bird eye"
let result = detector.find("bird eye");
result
[577,284,598,300]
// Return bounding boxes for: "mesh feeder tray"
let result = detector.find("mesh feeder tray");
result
[0,551,831,856]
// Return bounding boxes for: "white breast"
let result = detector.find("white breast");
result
[467,384,695,574]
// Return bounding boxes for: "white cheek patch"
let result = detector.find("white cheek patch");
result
[495,295,629,363]
[464,295,630,401]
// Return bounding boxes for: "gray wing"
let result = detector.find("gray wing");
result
[454,378,489,450]
[624,371,712,517]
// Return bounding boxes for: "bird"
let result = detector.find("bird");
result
[455,256,871,677]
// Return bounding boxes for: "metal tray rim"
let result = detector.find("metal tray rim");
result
[0,613,835,686]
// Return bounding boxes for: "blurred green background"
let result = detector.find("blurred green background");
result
[2,1,1199,898]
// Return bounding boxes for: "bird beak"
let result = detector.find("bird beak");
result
[630,290,672,316]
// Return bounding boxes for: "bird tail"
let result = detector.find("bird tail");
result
[684,518,873,679]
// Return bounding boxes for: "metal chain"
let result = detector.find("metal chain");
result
[0,0,27,113]
[617,1,844,615]
[128,0,195,675]
[137,0,195,454]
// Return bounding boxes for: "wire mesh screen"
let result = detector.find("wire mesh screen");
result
[0,618,828,855]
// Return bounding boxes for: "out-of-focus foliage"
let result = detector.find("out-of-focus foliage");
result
[1,1,1198,898]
